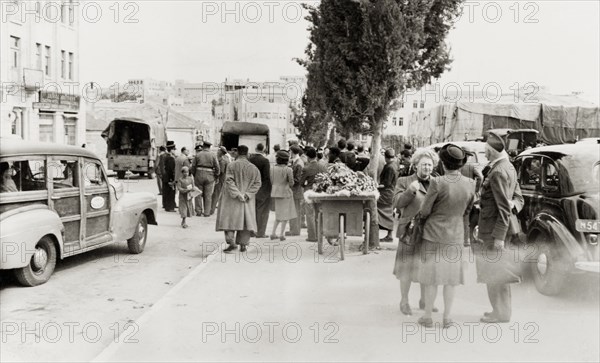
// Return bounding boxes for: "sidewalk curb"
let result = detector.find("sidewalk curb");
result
[91,244,224,362]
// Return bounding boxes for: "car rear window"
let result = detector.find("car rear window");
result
[557,153,600,194]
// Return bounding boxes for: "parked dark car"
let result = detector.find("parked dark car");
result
[514,143,599,295]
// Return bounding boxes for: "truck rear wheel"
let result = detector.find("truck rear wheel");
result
[117,171,126,179]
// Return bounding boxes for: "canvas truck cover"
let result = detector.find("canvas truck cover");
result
[102,117,167,148]
[221,121,270,135]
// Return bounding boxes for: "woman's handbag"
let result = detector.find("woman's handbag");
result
[400,213,426,246]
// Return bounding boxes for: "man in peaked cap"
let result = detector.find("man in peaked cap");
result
[191,140,219,216]
[475,131,524,324]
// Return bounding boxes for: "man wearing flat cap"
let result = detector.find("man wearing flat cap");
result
[191,141,220,217]
[475,132,524,324]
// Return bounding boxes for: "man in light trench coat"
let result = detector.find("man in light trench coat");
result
[216,145,262,253]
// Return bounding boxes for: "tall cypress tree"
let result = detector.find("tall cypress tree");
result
[299,0,463,176]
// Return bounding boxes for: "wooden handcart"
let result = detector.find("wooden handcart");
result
[310,194,376,260]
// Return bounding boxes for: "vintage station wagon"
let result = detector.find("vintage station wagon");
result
[0,139,157,286]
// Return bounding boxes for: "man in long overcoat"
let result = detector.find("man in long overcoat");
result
[248,143,271,238]
[216,145,261,253]
[476,132,524,323]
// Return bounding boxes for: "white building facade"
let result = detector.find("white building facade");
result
[1,0,85,145]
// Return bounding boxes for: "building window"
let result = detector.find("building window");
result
[68,52,74,80]
[36,43,42,70]
[61,50,66,78]
[399,117,404,126]
[68,0,75,25]
[392,117,397,126]
[61,2,68,23]
[44,46,51,76]
[10,36,20,69]
[39,113,55,142]
[399,101,404,108]
[420,100,425,109]
[413,100,418,108]
[64,117,77,145]
[10,108,24,137]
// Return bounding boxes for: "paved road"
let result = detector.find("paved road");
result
[1,178,598,362]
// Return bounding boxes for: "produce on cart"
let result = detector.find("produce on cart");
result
[305,163,379,202]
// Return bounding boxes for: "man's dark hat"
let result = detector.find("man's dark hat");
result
[203,141,212,148]
[439,144,466,168]
[166,141,176,149]
[384,149,396,159]
[487,132,505,152]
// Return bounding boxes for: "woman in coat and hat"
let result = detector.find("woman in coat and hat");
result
[393,148,439,316]
[415,144,475,328]
[269,150,297,241]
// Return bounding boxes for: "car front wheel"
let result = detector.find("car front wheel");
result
[531,237,568,296]
[14,236,57,287]
[127,214,148,254]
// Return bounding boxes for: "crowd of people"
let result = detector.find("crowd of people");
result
[156,133,523,328]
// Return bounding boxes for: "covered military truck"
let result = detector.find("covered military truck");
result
[220,121,270,153]
[102,117,167,179]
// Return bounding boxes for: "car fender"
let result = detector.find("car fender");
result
[111,192,157,241]
[528,212,585,264]
[0,205,64,270]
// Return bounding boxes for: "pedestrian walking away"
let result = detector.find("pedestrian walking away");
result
[270,150,296,241]
[215,145,262,253]
[248,143,272,238]
[300,147,327,242]
[191,141,220,217]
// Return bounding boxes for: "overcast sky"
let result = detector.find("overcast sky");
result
[80,0,599,104]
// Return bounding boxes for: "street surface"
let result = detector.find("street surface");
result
[1,178,598,362]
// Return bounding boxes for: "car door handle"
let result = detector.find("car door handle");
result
[84,193,93,197]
